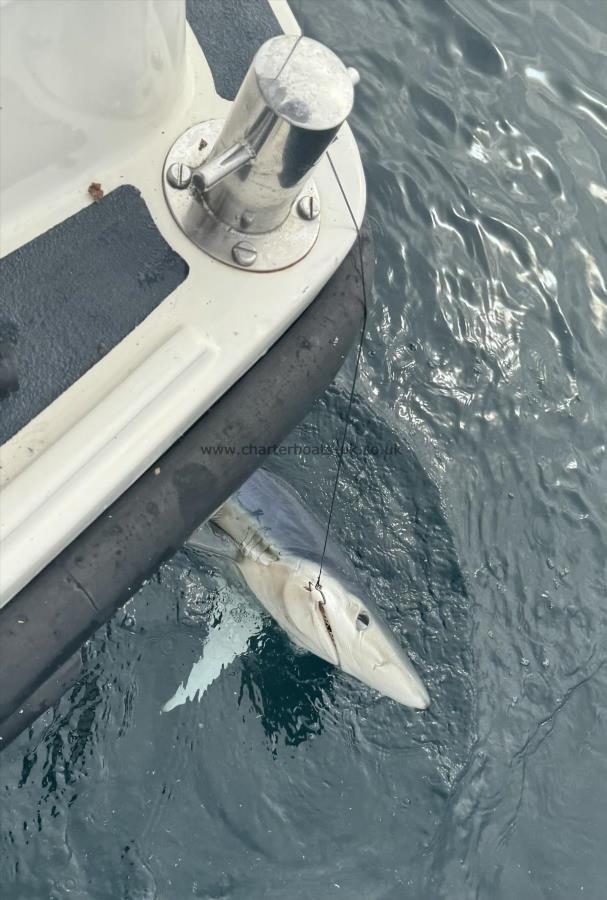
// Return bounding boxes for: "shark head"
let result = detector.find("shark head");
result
[272,563,430,710]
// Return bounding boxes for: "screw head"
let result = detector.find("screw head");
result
[240,210,256,229]
[232,240,257,267]
[296,195,320,221]
[166,162,192,190]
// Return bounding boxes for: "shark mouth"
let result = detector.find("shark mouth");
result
[315,584,340,668]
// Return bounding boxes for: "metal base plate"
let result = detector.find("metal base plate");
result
[163,120,321,272]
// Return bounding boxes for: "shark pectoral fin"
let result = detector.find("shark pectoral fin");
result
[161,681,191,713]
[161,632,241,713]
[161,599,265,713]
[185,522,241,562]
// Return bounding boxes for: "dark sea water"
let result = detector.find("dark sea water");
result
[2,1,606,898]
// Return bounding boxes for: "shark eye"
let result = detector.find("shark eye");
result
[356,611,370,631]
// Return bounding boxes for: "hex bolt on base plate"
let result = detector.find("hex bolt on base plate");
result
[163,120,321,272]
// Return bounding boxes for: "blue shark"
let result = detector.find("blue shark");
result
[163,468,429,711]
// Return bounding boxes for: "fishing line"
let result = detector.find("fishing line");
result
[315,150,369,590]
[274,33,302,81]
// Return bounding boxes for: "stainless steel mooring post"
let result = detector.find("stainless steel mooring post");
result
[163,35,359,271]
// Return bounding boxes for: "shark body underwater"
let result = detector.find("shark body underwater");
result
[163,468,429,712]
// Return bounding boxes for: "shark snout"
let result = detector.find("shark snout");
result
[340,629,430,710]
[375,659,430,709]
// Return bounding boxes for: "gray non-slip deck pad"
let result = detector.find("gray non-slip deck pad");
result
[0,186,188,446]
[186,0,282,100]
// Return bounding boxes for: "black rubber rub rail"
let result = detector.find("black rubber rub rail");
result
[0,236,369,750]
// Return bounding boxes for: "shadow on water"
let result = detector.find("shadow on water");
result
[240,628,336,752]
